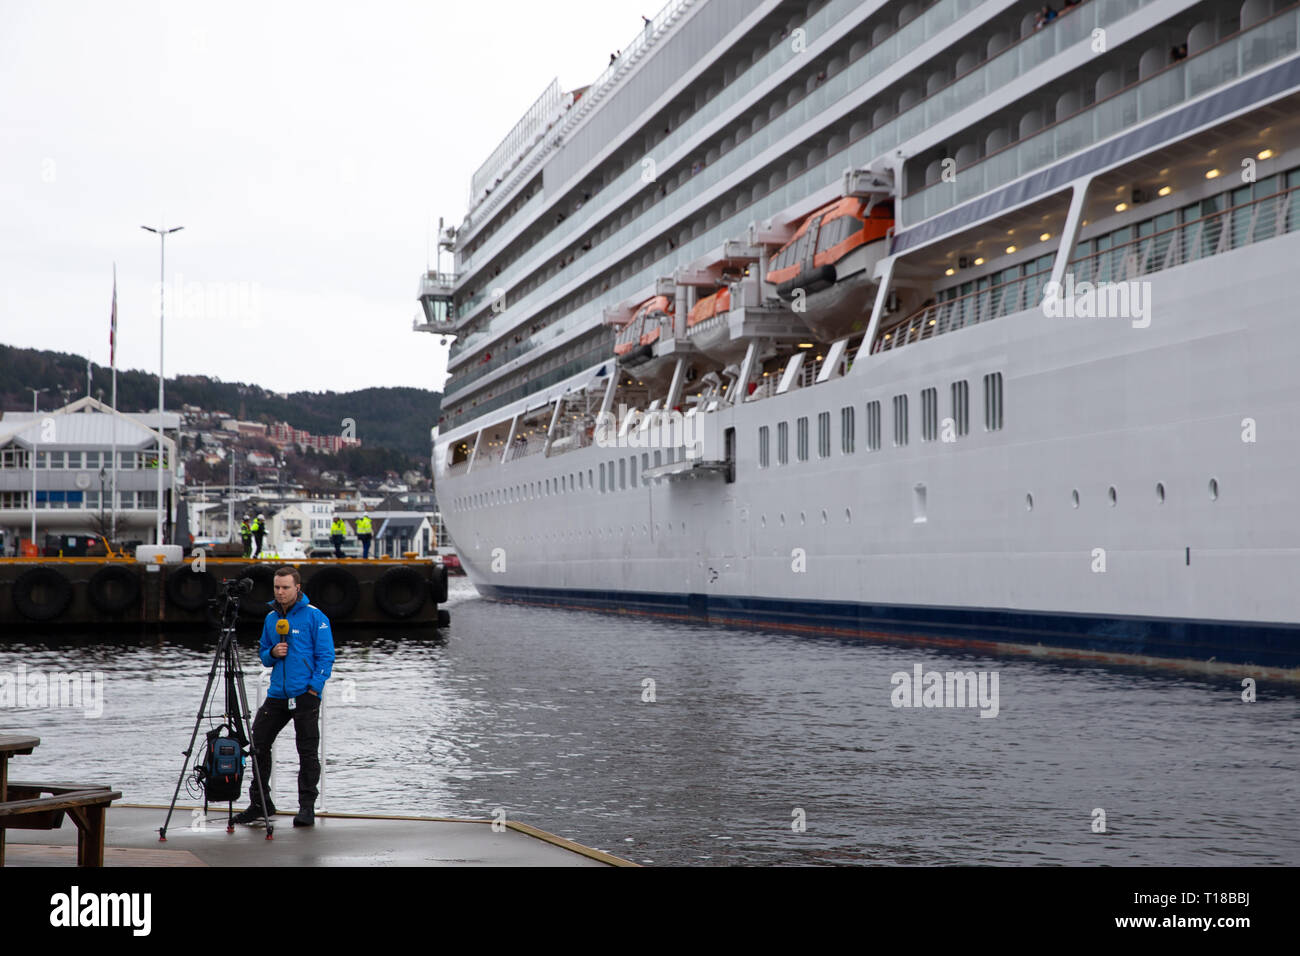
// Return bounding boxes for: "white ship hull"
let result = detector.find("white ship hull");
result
[420,1,1300,674]
[437,235,1300,673]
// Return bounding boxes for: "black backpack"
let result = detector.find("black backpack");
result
[198,724,245,804]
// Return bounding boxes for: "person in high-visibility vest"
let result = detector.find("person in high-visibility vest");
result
[239,516,254,558]
[252,513,266,559]
[330,516,347,559]
[356,513,373,559]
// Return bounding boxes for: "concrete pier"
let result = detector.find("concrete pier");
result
[2,804,630,867]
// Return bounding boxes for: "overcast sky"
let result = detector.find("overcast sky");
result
[0,0,654,400]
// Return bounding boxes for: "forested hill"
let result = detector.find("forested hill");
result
[0,343,438,460]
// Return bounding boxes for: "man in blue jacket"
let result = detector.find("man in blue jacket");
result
[234,565,335,827]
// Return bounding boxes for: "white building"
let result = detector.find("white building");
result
[268,499,337,550]
[0,396,180,551]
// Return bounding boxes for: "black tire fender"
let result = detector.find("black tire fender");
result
[305,566,360,620]
[88,565,141,614]
[374,567,428,619]
[165,567,217,612]
[12,566,73,622]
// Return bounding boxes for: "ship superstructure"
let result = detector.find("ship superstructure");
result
[417,0,1300,672]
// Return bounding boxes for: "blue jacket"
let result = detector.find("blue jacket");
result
[260,592,335,698]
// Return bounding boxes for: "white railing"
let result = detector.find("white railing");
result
[876,184,1300,354]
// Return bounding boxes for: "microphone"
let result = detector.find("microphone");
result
[276,619,289,636]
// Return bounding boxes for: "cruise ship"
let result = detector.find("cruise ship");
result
[415,0,1300,674]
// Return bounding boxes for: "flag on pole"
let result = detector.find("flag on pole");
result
[110,267,117,366]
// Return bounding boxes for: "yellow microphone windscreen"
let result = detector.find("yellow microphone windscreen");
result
[276,620,289,636]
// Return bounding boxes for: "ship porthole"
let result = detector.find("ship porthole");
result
[779,513,786,527]
[1156,482,1165,503]
[1025,493,1033,512]
[844,508,852,524]
[820,509,828,525]
[1071,489,1080,509]
[800,511,807,526]
[1108,486,1117,507]
[760,515,766,529]
[1209,478,1219,500]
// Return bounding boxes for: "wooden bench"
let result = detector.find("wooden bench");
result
[0,782,123,867]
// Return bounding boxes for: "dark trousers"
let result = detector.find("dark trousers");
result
[253,532,264,558]
[331,534,344,558]
[247,694,321,809]
[241,536,252,558]
[359,534,371,559]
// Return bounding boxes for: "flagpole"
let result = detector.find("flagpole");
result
[110,263,118,548]
[142,224,183,546]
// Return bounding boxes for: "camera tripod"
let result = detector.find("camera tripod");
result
[159,577,276,841]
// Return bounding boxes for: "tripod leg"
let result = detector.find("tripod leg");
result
[160,628,227,841]
[230,634,275,839]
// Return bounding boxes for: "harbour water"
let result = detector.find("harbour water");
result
[2,578,1296,866]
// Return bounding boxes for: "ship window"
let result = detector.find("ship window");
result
[951,380,969,436]
[641,453,649,485]
[983,372,1003,431]
[630,456,637,487]
[892,394,908,447]
[921,388,938,442]
[840,406,855,454]
[796,417,809,462]
[619,458,627,490]
[817,215,855,253]
[759,425,770,467]
[866,401,881,451]
[600,463,607,493]
[654,451,662,470]
[817,412,830,458]
[793,218,819,263]
[588,469,594,489]
[777,422,789,465]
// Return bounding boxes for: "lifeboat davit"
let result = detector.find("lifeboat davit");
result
[766,197,893,340]
[614,295,677,388]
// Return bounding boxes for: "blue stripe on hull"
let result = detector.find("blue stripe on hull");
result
[472,584,1300,671]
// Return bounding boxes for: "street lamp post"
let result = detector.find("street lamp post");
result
[26,387,40,553]
[141,223,183,545]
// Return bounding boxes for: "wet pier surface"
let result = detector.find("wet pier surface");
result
[2,804,625,867]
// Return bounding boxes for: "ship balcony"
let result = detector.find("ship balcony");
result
[904,3,1300,224]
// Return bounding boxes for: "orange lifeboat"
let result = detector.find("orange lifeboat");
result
[766,197,893,339]
[613,295,673,357]
[614,295,677,388]
[687,286,730,328]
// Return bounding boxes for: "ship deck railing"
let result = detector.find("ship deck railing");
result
[876,183,1300,354]
[506,438,547,462]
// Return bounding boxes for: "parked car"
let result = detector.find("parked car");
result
[42,533,101,557]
